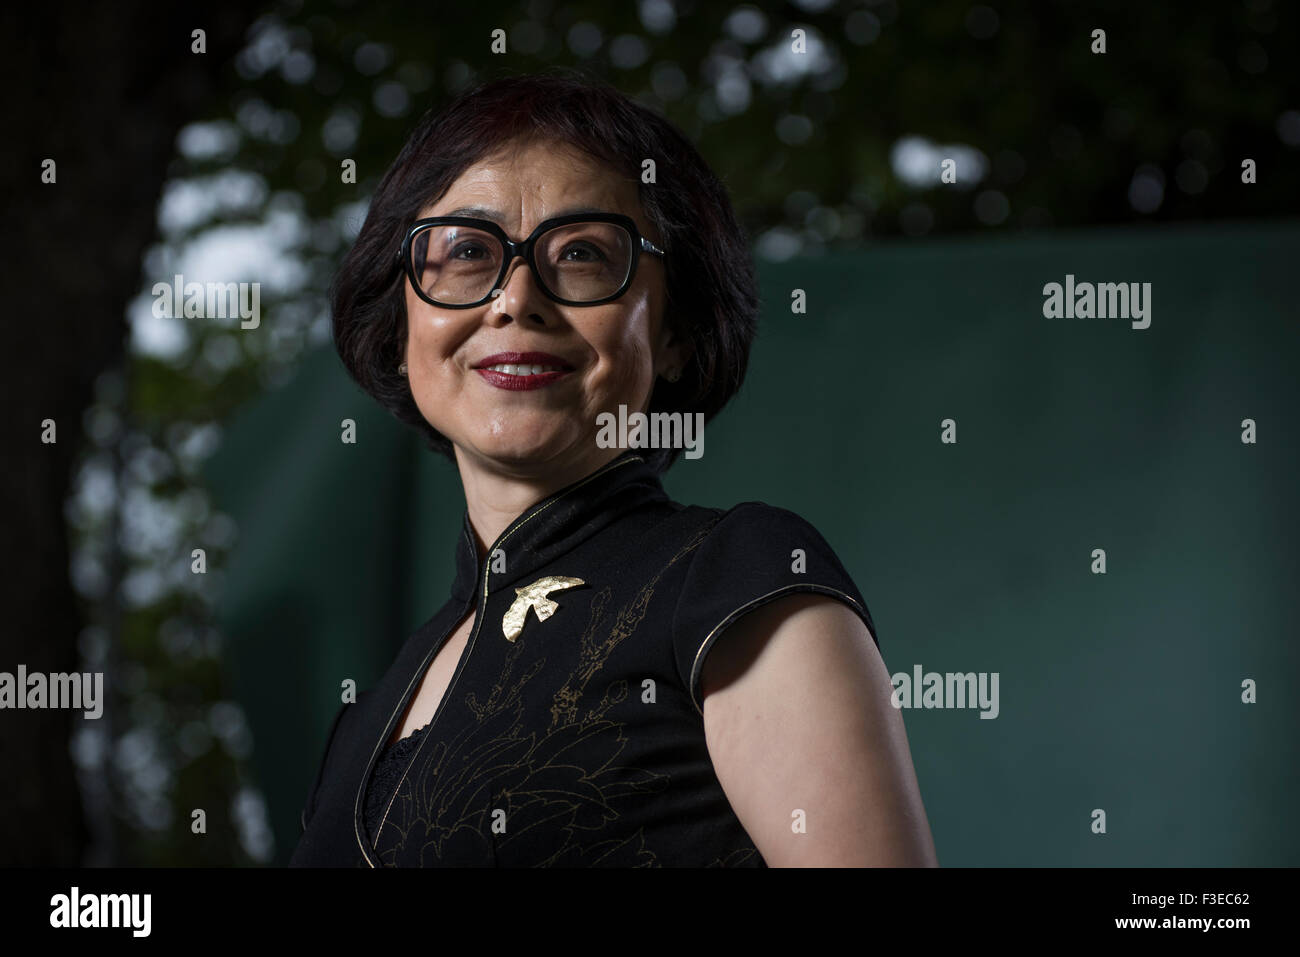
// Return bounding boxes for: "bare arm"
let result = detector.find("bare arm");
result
[700,593,938,866]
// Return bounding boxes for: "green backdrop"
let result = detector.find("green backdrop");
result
[207,219,1300,866]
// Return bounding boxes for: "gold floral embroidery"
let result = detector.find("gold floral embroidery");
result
[375,521,760,866]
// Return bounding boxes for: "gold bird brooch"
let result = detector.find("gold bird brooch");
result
[501,576,585,642]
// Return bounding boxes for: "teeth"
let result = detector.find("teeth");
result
[483,364,565,375]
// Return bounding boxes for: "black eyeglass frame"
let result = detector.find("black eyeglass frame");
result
[397,212,666,308]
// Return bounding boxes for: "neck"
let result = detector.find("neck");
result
[454,447,627,559]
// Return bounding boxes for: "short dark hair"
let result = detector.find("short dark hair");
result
[331,67,758,473]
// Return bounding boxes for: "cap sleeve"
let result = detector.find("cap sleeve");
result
[672,502,880,717]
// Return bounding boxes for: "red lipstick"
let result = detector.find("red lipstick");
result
[473,351,574,391]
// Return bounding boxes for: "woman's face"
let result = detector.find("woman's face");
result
[403,137,686,479]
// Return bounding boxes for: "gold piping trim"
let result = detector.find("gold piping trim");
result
[352,453,644,867]
[687,584,870,719]
[350,519,477,867]
[369,518,479,844]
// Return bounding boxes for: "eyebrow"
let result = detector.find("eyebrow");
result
[440,205,615,223]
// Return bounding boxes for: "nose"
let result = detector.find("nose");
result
[488,252,550,322]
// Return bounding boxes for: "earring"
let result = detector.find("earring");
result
[665,367,681,382]
[398,361,408,376]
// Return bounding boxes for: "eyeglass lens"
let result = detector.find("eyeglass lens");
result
[410,222,634,304]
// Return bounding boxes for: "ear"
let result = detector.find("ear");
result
[655,317,694,379]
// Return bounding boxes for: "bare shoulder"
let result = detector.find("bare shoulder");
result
[700,592,938,867]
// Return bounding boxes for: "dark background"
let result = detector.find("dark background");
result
[2,0,1296,866]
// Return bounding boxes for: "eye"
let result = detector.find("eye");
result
[558,241,607,263]
[451,240,492,261]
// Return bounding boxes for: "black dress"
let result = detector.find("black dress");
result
[290,450,879,867]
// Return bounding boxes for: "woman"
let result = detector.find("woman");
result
[291,70,937,868]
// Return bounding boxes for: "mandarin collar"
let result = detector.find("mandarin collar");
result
[449,451,667,605]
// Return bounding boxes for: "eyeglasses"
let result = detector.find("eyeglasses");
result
[398,212,666,308]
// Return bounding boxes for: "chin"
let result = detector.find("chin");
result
[465,432,577,469]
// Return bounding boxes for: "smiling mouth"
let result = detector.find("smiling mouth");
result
[478,363,569,375]
[473,364,573,391]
